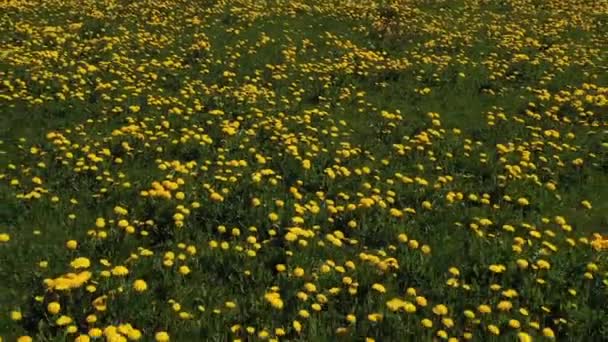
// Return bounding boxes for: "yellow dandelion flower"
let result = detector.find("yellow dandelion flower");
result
[421,318,433,328]
[432,304,449,315]
[66,240,78,249]
[133,279,148,292]
[111,265,129,276]
[47,302,61,314]
[56,315,73,326]
[155,331,170,342]
[0,233,10,242]
[372,283,386,293]
[70,257,91,269]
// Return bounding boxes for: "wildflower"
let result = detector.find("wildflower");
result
[111,265,129,276]
[421,245,432,254]
[372,283,386,293]
[210,192,224,202]
[488,324,500,335]
[489,264,506,273]
[114,206,128,215]
[133,279,148,292]
[74,335,90,342]
[0,233,10,242]
[264,292,284,309]
[421,318,433,328]
[368,313,383,322]
[517,259,529,269]
[155,331,170,342]
[70,257,91,269]
[497,300,513,311]
[415,296,428,306]
[448,267,460,276]
[66,240,78,249]
[509,319,521,329]
[386,298,406,311]
[11,310,23,321]
[517,332,533,342]
[89,328,103,337]
[437,330,448,339]
[47,302,61,314]
[536,260,551,270]
[442,318,454,328]
[92,295,107,311]
[346,314,357,324]
[543,327,555,338]
[404,302,417,313]
[433,304,449,315]
[56,315,73,326]
[478,305,492,314]
[179,265,191,275]
[128,329,142,340]
[95,218,106,228]
[293,267,305,277]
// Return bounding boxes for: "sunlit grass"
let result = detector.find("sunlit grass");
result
[1,0,607,341]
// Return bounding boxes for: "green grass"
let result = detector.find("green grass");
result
[1,0,608,341]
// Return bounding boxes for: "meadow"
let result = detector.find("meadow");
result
[1,0,607,341]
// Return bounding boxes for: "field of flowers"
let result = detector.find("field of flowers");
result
[1,0,607,340]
